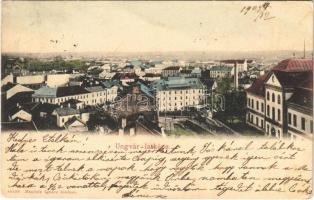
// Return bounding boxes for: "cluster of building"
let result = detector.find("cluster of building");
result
[246,58,313,141]
[1,72,119,131]
[4,55,311,139]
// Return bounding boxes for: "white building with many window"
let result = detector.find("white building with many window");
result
[153,77,205,112]
[32,85,118,106]
[246,59,313,140]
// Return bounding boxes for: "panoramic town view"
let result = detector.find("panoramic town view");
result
[1,2,313,140]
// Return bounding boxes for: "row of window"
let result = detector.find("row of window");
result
[247,98,264,112]
[34,92,117,104]
[161,101,198,107]
[160,96,202,101]
[248,114,264,129]
[288,113,313,133]
[162,89,203,95]
[266,92,281,104]
[266,106,281,121]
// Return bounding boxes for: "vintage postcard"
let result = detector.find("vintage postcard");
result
[1,1,313,199]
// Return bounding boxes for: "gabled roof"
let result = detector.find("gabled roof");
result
[64,116,86,127]
[8,102,39,116]
[1,82,17,92]
[201,79,217,89]
[273,71,311,88]
[246,58,313,99]
[246,72,270,97]
[32,103,59,115]
[272,59,313,72]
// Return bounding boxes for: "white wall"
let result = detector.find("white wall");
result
[16,75,45,85]
[157,88,204,111]
[46,74,70,87]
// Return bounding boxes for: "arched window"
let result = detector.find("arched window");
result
[272,93,275,102]
[277,95,281,104]
[267,105,270,116]
[267,92,270,100]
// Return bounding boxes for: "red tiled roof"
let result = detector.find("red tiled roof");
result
[272,59,313,72]
[246,72,270,96]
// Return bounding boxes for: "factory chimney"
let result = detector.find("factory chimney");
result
[234,62,238,90]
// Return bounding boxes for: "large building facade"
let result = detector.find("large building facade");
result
[32,85,118,106]
[246,59,313,140]
[153,77,205,112]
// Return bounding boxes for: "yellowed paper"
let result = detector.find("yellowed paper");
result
[1,1,313,199]
[1,132,312,198]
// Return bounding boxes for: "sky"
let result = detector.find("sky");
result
[2,1,313,53]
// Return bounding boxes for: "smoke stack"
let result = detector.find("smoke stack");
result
[234,62,238,90]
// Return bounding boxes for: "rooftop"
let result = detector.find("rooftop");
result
[246,72,270,97]
[85,86,105,93]
[56,86,90,97]
[221,59,246,64]
[272,59,313,72]
[1,82,17,92]
[54,107,80,116]
[273,71,311,89]
[163,66,181,71]
[153,77,204,91]
[288,88,313,109]
[211,65,233,72]
[32,86,57,98]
